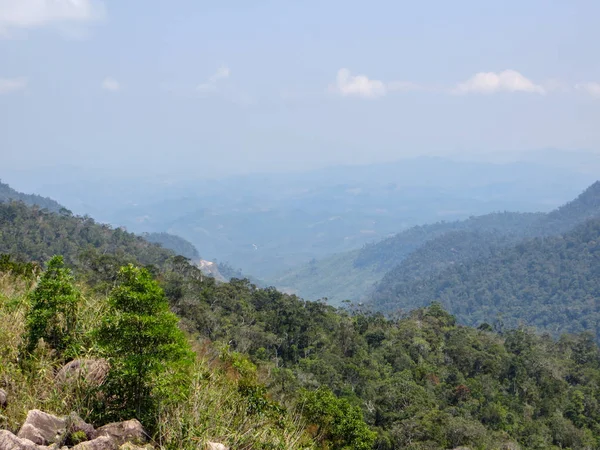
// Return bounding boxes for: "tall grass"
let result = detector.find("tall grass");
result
[0,273,314,449]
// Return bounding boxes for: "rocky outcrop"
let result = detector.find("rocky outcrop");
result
[17,410,67,446]
[1,411,151,450]
[94,420,147,447]
[55,360,109,387]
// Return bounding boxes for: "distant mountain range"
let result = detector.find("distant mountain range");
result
[277,181,600,306]
[8,153,598,279]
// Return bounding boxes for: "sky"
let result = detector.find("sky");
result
[1,0,600,179]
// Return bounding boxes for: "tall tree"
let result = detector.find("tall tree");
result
[96,264,192,426]
[25,255,80,358]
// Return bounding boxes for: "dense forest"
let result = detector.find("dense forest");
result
[4,192,600,448]
[0,201,174,269]
[371,218,600,338]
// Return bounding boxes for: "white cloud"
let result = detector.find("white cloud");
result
[575,82,600,98]
[0,0,104,33]
[454,70,545,95]
[0,77,27,94]
[331,68,386,99]
[197,66,230,93]
[102,77,120,92]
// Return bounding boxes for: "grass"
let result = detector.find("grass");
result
[0,272,315,449]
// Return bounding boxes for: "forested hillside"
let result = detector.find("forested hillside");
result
[274,212,543,304]
[372,218,600,338]
[5,252,600,448]
[0,201,174,269]
[5,197,600,448]
[0,180,65,213]
[276,182,600,306]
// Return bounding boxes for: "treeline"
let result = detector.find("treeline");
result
[0,201,174,269]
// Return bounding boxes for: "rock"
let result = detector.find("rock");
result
[56,359,109,387]
[206,443,228,450]
[17,409,67,446]
[71,436,118,450]
[118,444,152,450]
[0,430,41,450]
[0,389,7,409]
[95,420,147,447]
[67,413,96,441]
[0,389,7,408]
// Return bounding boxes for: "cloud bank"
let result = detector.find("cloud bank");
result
[454,70,545,95]
[0,0,104,32]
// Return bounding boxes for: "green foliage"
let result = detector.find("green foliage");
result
[95,264,193,428]
[24,255,80,358]
[301,387,376,450]
[0,254,41,279]
[0,201,174,270]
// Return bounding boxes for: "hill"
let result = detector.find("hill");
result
[0,180,65,213]
[0,201,174,270]
[142,231,201,261]
[371,218,600,337]
[4,193,600,448]
[274,212,543,305]
[5,257,600,448]
[275,181,600,306]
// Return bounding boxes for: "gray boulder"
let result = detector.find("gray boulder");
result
[0,429,54,450]
[95,420,147,447]
[206,443,228,450]
[17,410,66,446]
[0,388,6,408]
[0,429,73,450]
[71,436,118,450]
[66,413,96,442]
[56,359,109,387]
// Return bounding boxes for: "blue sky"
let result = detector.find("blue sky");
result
[1,0,600,178]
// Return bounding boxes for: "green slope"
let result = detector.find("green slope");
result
[274,181,600,307]
[0,180,65,213]
[371,218,600,337]
[272,212,543,305]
